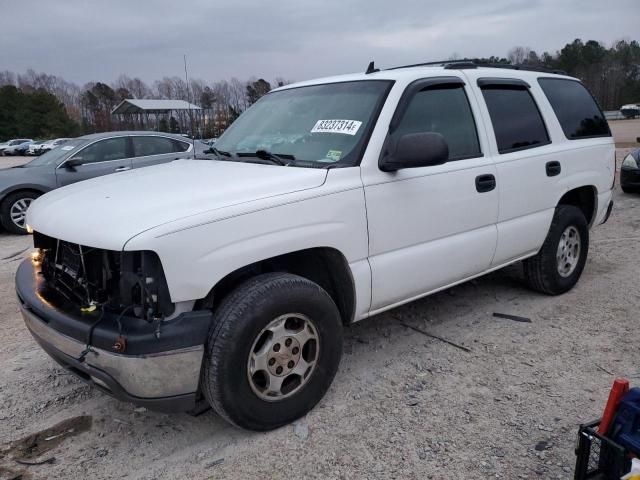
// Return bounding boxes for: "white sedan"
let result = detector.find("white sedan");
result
[38,138,71,154]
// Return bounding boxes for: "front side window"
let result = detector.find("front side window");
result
[481,85,550,154]
[394,85,481,160]
[214,80,392,166]
[78,137,129,163]
[538,78,610,139]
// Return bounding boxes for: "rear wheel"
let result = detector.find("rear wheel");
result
[201,272,343,430]
[523,205,589,295]
[0,191,40,234]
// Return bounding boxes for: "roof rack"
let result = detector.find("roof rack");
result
[382,59,566,75]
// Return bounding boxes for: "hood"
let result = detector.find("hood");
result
[27,159,328,250]
[0,164,47,184]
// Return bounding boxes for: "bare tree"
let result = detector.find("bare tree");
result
[0,71,16,86]
[114,75,152,99]
[507,46,531,65]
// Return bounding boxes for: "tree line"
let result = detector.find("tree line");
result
[0,71,285,140]
[502,39,640,112]
[0,38,638,141]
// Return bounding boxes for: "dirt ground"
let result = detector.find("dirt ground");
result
[0,123,639,479]
[610,118,640,147]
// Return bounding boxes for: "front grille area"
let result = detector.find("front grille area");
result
[33,232,174,319]
[33,234,121,309]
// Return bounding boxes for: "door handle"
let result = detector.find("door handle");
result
[475,174,496,193]
[114,166,131,172]
[546,161,561,177]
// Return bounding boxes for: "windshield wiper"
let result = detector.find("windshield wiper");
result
[236,150,295,166]
[205,146,232,158]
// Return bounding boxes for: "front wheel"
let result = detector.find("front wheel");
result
[201,273,343,430]
[0,191,40,234]
[523,205,589,295]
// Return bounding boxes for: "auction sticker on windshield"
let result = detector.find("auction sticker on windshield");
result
[311,119,362,136]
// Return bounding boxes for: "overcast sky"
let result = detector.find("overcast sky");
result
[2,0,638,85]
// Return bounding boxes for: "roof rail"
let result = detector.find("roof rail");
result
[385,59,475,70]
[385,59,567,75]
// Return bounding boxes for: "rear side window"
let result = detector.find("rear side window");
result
[133,136,188,157]
[480,86,550,154]
[394,85,481,160]
[538,78,611,139]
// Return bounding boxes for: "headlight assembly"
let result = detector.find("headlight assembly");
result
[622,154,639,169]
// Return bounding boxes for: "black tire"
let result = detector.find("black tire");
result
[0,191,41,235]
[201,272,343,430]
[523,205,589,295]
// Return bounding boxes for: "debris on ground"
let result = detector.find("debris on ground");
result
[204,458,224,468]
[492,312,532,323]
[4,416,91,460]
[399,321,472,352]
[14,457,55,466]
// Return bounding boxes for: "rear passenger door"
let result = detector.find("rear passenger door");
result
[56,137,133,187]
[363,77,499,313]
[470,76,560,266]
[131,136,191,169]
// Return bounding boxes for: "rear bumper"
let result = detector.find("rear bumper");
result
[16,259,212,412]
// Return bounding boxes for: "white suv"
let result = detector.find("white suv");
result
[18,61,614,430]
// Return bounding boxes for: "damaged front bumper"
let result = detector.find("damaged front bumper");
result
[16,259,212,412]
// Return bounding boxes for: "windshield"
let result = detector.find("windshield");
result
[24,139,85,167]
[214,80,392,166]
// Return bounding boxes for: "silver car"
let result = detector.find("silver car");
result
[0,131,195,234]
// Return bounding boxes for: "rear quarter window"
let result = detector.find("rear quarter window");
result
[538,78,611,139]
[172,139,190,152]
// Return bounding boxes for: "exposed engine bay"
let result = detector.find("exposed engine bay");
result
[33,231,174,320]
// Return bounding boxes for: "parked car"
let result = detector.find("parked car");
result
[621,104,640,119]
[621,149,640,193]
[38,138,71,154]
[1,139,33,156]
[18,63,614,430]
[0,131,193,234]
[27,141,47,156]
[4,140,34,156]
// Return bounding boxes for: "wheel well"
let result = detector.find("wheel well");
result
[557,186,596,226]
[0,188,44,207]
[200,248,356,325]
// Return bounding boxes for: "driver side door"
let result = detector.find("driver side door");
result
[56,137,133,187]
[363,77,499,313]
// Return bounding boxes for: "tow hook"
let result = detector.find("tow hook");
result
[113,336,127,353]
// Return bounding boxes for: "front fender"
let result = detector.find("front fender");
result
[0,183,51,202]
[125,171,370,307]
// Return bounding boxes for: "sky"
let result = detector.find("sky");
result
[2,0,638,86]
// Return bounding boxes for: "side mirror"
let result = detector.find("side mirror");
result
[380,132,449,172]
[64,157,83,170]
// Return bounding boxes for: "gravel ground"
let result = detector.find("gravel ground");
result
[0,124,638,479]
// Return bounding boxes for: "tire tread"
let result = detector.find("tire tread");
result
[523,204,588,295]
[201,272,341,430]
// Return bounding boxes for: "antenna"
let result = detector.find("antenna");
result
[184,54,196,159]
[365,61,379,74]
